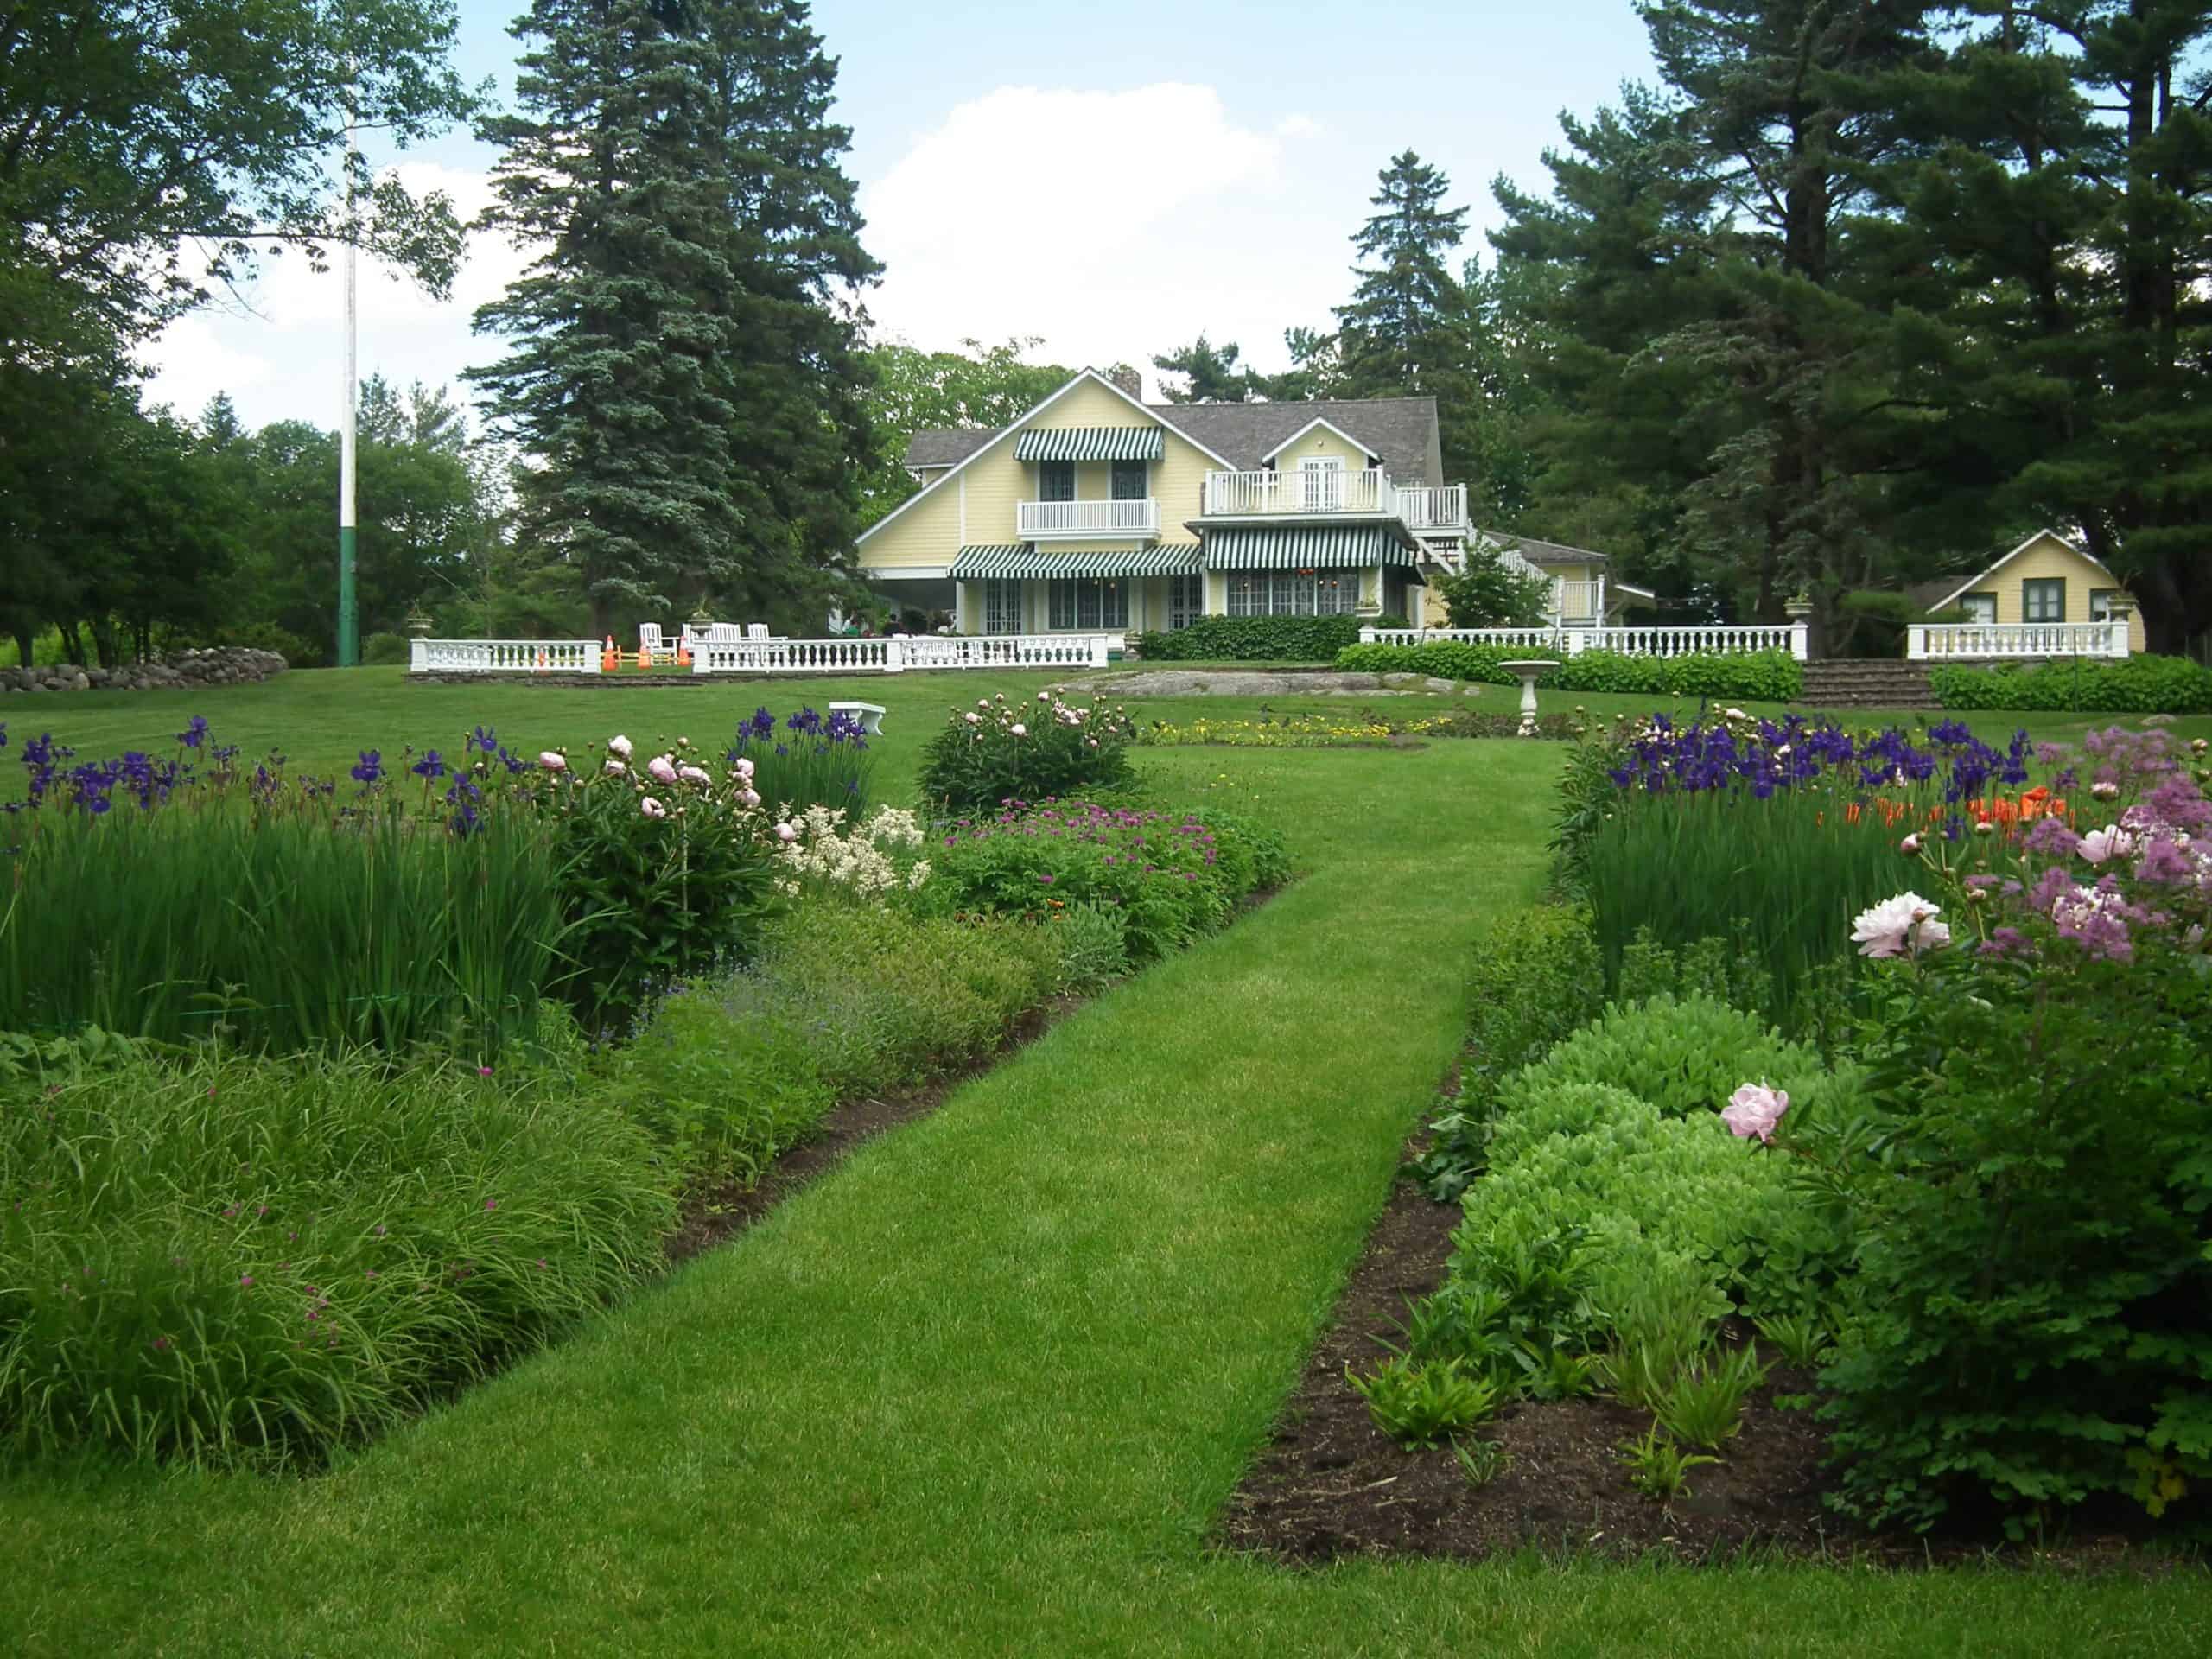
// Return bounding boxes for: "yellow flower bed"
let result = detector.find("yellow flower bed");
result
[1140,714,1456,748]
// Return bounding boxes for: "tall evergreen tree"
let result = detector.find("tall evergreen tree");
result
[1150,334,1262,402]
[1333,150,1473,397]
[467,0,877,632]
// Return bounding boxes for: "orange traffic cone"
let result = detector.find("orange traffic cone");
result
[534,645,548,673]
[601,635,619,673]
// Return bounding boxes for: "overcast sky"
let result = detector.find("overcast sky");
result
[142,0,1659,433]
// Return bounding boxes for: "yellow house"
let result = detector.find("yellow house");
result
[1427,531,1656,629]
[1912,529,2146,653]
[855,368,1475,635]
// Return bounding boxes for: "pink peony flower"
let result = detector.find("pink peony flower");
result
[964,711,981,724]
[678,764,711,785]
[738,788,761,809]
[538,751,566,772]
[1721,1081,1789,1144]
[1850,892,1950,958]
[733,756,755,780]
[647,754,678,785]
[1899,833,1922,855]
[774,821,798,843]
[640,797,668,819]
[1009,723,1027,737]
[604,759,627,776]
[607,734,633,760]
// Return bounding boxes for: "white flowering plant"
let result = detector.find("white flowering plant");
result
[769,804,931,902]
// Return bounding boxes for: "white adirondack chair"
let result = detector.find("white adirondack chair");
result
[639,623,678,666]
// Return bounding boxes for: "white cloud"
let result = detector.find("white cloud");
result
[139,162,533,430]
[861,82,1352,395]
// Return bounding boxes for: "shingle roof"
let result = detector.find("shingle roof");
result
[904,429,995,469]
[901,395,1446,482]
[1477,530,1611,568]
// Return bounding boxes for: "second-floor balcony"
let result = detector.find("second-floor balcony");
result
[1202,470,1469,531]
[1017,498,1160,540]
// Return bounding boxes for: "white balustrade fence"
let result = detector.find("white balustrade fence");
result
[1907,621,2130,660]
[410,639,601,674]
[1394,484,1468,530]
[1205,467,1395,516]
[1358,624,1810,661]
[1016,499,1160,537]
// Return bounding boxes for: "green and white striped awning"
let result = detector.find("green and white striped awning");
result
[1202,525,1421,571]
[1011,426,1165,462]
[952,543,1203,580]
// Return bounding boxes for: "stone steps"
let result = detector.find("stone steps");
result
[1800,659,1938,710]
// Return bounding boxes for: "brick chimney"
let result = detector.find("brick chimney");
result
[1106,365,1142,400]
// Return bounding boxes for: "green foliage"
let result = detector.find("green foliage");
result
[1047,902,1131,995]
[547,767,779,1040]
[860,338,1071,524]
[1415,905,1605,1201]
[0,1048,671,1465]
[1929,656,2212,715]
[1437,550,1553,627]
[1497,994,1834,1124]
[1334,642,1803,701]
[602,904,1061,1191]
[1135,614,1367,662]
[1618,1425,1720,1503]
[361,631,412,667]
[916,803,1288,967]
[1651,1345,1767,1450]
[1150,334,1265,404]
[1347,1356,1501,1449]
[468,0,877,632]
[1,808,568,1057]
[1817,942,2212,1533]
[914,693,1137,813]
[1452,1434,1510,1487]
[1754,1313,1831,1370]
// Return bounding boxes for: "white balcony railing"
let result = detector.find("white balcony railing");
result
[1395,483,1468,530]
[1016,498,1160,539]
[1359,624,1811,662]
[1907,620,2130,660]
[1203,467,1395,516]
[410,638,601,674]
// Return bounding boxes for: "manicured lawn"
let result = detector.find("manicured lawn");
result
[3,676,2205,1655]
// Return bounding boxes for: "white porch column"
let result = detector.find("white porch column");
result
[1906,626,1929,661]
[408,636,428,673]
[885,635,906,673]
[579,639,601,675]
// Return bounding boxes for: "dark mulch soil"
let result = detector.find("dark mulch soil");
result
[1223,1136,2178,1570]
[663,996,1079,1264]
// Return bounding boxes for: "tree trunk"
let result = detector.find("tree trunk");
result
[57,620,86,667]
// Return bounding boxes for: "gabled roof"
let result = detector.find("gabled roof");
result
[1257,416,1381,465]
[899,394,1446,486]
[862,368,1236,547]
[1923,529,2120,612]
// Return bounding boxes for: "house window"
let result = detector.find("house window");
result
[1961,593,1997,625]
[2089,588,2121,621]
[2023,577,2065,623]
[1110,459,1147,501]
[1167,573,1204,629]
[1298,455,1345,512]
[1046,580,1128,631]
[1224,569,1361,617]
[982,579,1022,635]
[1037,460,1076,503]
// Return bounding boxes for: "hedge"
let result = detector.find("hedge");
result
[1929,654,2212,714]
[1334,642,1804,702]
[1133,615,1365,662]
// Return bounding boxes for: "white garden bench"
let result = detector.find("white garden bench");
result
[830,700,886,734]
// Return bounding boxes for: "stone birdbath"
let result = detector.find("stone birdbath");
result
[1499,659,1560,734]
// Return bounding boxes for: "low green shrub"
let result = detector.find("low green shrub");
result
[1495,993,1847,1126]
[0,1049,672,1465]
[604,903,1065,1192]
[1928,653,2212,714]
[916,801,1288,964]
[916,691,1137,813]
[1134,614,1364,661]
[361,631,412,667]
[1437,553,1552,627]
[1415,906,1605,1201]
[1815,933,2212,1534]
[1336,642,1804,701]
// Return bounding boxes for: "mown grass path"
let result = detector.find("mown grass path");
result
[4,738,2203,1655]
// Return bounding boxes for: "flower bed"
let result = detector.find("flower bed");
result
[1336,642,1805,702]
[917,691,1137,811]
[1345,719,2212,1551]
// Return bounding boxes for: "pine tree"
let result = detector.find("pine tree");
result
[1150,334,1262,402]
[1332,151,1472,397]
[467,0,877,633]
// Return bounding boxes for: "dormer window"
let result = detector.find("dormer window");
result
[1037,459,1076,502]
